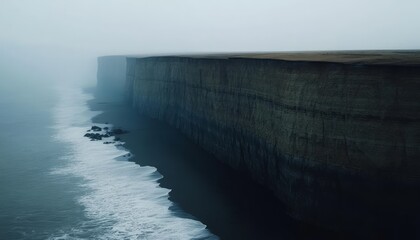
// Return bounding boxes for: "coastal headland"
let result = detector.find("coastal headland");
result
[97,51,420,235]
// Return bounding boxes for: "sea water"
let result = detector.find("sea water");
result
[0,81,216,239]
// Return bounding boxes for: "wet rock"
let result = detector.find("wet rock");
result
[91,126,102,132]
[111,128,128,135]
[84,133,103,140]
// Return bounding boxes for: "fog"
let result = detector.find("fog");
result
[1,0,420,86]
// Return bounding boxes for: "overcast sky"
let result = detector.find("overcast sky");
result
[1,0,419,56]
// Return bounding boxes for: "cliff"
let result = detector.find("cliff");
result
[96,56,127,101]
[98,51,420,232]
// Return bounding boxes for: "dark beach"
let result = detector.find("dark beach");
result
[88,93,343,240]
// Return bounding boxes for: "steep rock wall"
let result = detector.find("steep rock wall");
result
[119,56,420,230]
[96,56,127,101]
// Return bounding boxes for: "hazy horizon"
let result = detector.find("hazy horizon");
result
[1,0,420,54]
[1,0,420,86]
[1,2,419,239]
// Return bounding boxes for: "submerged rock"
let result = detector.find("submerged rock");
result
[102,133,111,138]
[91,126,102,132]
[83,125,128,142]
[111,128,128,135]
[84,133,103,140]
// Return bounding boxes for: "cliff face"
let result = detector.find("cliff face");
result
[106,55,420,230]
[96,56,127,101]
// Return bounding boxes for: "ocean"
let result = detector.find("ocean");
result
[0,67,334,240]
[0,80,215,239]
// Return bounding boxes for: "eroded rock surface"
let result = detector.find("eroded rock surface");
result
[100,54,420,232]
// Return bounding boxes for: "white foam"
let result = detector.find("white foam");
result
[50,87,217,240]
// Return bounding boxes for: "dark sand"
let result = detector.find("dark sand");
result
[88,97,348,240]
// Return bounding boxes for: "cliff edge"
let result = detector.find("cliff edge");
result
[98,51,420,233]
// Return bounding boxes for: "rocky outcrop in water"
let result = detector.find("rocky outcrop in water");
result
[84,125,128,142]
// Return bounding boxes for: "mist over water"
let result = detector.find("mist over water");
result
[0,43,216,238]
[0,78,216,239]
[0,1,419,239]
[0,72,87,239]
[0,47,217,238]
[50,87,216,239]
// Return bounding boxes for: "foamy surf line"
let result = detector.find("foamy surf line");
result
[50,87,217,240]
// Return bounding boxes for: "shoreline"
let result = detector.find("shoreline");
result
[87,94,341,240]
